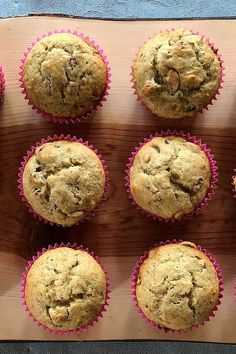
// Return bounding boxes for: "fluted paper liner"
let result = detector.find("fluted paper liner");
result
[234,278,236,303]
[0,66,5,103]
[125,130,218,222]
[18,135,109,226]
[19,30,111,124]
[21,242,110,335]
[131,239,224,333]
[131,28,225,120]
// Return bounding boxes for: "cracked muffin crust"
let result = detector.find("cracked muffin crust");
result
[22,140,106,226]
[22,33,107,118]
[129,136,211,220]
[132,28,221,119]
[136,242,219,330]
[25,247,107,331]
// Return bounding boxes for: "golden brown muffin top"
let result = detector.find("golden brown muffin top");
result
[22,33,106,117]
[129,136,211,219]
[25,247,107,331]
[132,28,221,119]
[23,140,105,226]
[136,242,219,330]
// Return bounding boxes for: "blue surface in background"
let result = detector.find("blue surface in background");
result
[1,0,236,19]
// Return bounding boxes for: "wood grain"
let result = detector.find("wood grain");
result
[0,16,235,342]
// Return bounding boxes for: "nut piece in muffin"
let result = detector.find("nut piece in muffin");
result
[135,242,220,330]
[25,247,107,331]
[129,136,211,220]
[22,140,106,226]
[132,28,221,119]
[22,33,107,118]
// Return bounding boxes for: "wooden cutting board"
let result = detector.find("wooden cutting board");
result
[0,16,236,342]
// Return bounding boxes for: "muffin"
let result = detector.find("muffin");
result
[21,33,107,119]
[24,246,107,331]
[232,174,236,195]
[21,139,106,226]
[134,241,220,331]
[132,28,222,119]
[128,135,213,220]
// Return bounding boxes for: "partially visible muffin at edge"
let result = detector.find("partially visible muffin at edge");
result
[22,33,107,118]
[129,136,211,220]
[0,67,5,103]
[25,247,107,331]
[232,176,236,193]
[22,140,106,226]
[132,28,221,119]
[135,242,220,330]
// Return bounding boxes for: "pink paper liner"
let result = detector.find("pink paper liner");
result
[231,169,236,199]
[0,66,5,103]
[17,134,109,227]
[131,239,224,333]
[21,242,111,335]
[234,278,236,302]
[19,29,111,124]
[125,130,218,223]
[131,28,225,120]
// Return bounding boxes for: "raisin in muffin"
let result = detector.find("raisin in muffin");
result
[22,140,106,226]
[132,28,221,119]
[129,135,211,220]
[135,242,220,330]
[25,247,107,331]
[22,33,107,118]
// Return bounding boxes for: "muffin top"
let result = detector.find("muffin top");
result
[129,136,211,219]
[132,28,221,119]
[23,140,105,226]
[136,242,219,330]
[22,33,107,117]
[25,247,106,331]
